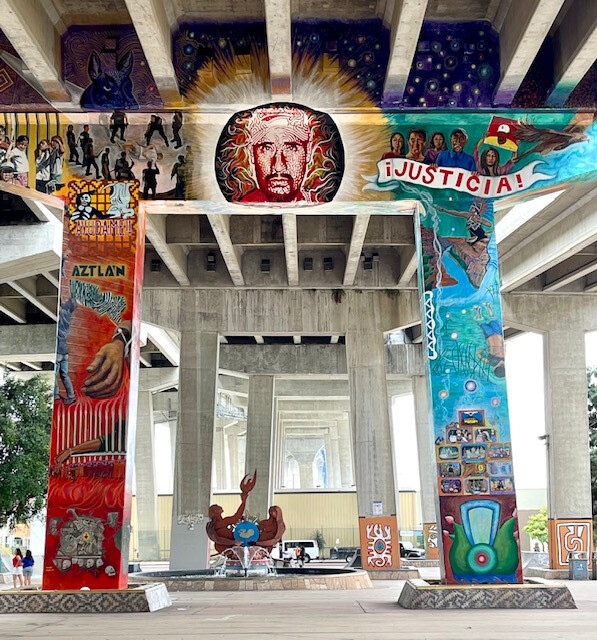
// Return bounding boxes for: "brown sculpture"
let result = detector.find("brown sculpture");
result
[206,470,286,553]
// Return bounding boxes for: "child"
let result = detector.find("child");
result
[7,135,29,187]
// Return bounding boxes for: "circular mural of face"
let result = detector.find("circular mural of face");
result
[215,102,344,206]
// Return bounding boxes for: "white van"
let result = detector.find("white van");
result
[271,540,320,562]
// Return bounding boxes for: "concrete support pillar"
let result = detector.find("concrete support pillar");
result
[213,420,225,490]
[337,417,354,489]
[170,329,219,570]
[297,458,314,489]
[329,425,342,489]
[134,390,160,561]
[544,329,593,568]
[169,418,177,484]
[346,320,398,519]
[412,376,438,559]
[245,375,275,519]
[324,434,335,488]
[226,433,236,488]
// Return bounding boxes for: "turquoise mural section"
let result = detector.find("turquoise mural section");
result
[370,110,597,585]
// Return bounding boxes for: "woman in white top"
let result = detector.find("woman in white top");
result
[6,135,29,187]
[50,135,65,187]
[35,139,51,193]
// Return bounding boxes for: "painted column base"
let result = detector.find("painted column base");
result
[0,583,171,613]
[397,579,576,609]
[548,518,593,570]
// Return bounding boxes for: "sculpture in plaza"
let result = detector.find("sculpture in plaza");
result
[206,471,286,553]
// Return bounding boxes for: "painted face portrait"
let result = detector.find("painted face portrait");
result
[215,102,344,207]
[252,126,309,202]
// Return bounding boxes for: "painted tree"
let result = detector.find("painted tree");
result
[0,374,52,528]
[588,367,597,538]
[523,506,548,551]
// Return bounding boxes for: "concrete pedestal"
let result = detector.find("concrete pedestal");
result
[0,583,172,613]
[397,579,576,609]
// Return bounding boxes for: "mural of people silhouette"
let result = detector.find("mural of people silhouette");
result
[215,103,344,206]
[81,51,138,110]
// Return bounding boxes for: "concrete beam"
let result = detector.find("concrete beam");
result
[494,0,566,105]
[0,298,27,324]
[0,324,55,360]
[383,0,429,104]
[546,0,597,106]
[143,322,180,367]
[0,0,70,103]
[7,277,58,321]
[264,0,292,100]
[123,0,181,104]
[145,214,190,287]
[343,215,370,287]
[42,271,60,288]
[282,214,299,287]
[206,214,244,286]
[501,188,597,291]
[543,258,597,291]
[0,182,63,222]
[0,222,61,283]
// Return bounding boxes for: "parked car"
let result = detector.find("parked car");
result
[271,539,320,562]
[330,546,359,561]
[400,541,425,558]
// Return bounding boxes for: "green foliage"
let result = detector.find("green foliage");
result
[0,374,52,528]
[523,506,548,545]
[311,529,326,551]
[589,367,597,539]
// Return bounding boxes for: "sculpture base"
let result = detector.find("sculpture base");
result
[397,579,576,609]
[0,583,171,614]
[367,569,419,580]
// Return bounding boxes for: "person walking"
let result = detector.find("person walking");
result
[12,548,23,589]
[144,115,169,146]
[22,550,34,587]
[109,110,128,143]
[171,111,183,148]
[83,138,100,179]
[142,160,159,199]
[101,147,112,179]
[66,125,80,165]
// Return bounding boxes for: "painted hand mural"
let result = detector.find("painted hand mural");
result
[43,179,145,591]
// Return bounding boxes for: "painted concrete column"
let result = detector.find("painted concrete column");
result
[346,327,398,519]
[245,375,275,519]
[544,329,593,569]
[135,390,160,561]
[170,329,219,570]
[412,376,438,559]
[337,417,354,488]
[345,293,400,569]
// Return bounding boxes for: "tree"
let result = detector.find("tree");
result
[588,367,597,538]
[0,374,52,528]
[523,506,548,551]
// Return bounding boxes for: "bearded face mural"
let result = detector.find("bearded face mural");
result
[215,103,344,206]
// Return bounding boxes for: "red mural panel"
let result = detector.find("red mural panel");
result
[43,180,144,591]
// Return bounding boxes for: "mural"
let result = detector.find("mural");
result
[0,32,51,111]
[215,103,344,206]
[361,110,595,583]
[398,21,499,109]
[62,26,162,110]
[43,179,145,590]
[359,516,400,570]
[548,519,592,570]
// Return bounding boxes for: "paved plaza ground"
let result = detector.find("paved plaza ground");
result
[1,573,597,639]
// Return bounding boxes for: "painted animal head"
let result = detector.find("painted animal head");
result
[81,51,138,110]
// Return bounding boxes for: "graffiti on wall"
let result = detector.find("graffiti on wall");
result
[62,26,163,110]
[215,103,344,206]
[43,179,144,590]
